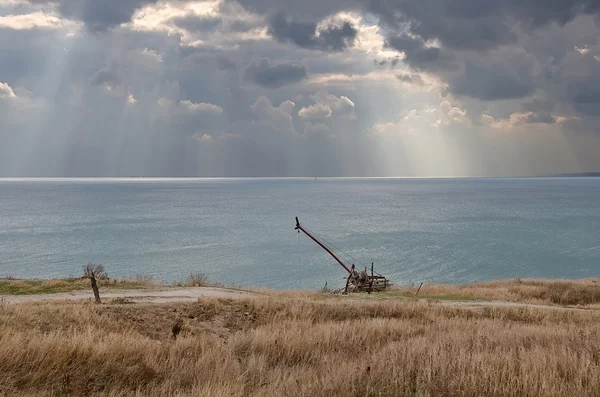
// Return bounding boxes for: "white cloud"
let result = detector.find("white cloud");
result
[251,96,296,133]
[0,82,16,99]
[192,132,214,142]
[369,121,416,136]
[129,0,267,46]
[307,91,356,120]
[180,100,224,114]
[437,101,468,126]
[127,93,137,105]
[298,103,332,120]
[0,12,63,30]
[481,112,561,130]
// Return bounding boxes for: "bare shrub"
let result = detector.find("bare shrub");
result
[187,273,209,287]
[82,264,107,280]
[109,297,134,305]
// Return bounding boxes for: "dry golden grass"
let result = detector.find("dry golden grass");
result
[1,292,600,396]
[392,278,600,306]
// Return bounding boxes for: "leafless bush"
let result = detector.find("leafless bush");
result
[187,273,209,287]
[109,297,134,305]
[82,263,106,304]
[82,264,107,280]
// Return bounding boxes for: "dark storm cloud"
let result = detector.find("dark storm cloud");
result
[244,58,307,88]
[2,0,600,178]
[235,0,600,106]
[520,99,557,124]
[232,0,356,20]
[450,62,535,101]
[366,0,600,51]
[385,34,446,69]
[573,90,600,104]
[268,12,357,52]
[171,13,222,32]
[571,88,600,115]
[28,0,158,31]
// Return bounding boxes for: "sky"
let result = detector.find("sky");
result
[0,0,599,177]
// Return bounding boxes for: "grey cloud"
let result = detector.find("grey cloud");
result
[28,0,157,32]
[171,14,222,32]
[232,0,356,20]
[90,66,121,87]
[571,88,600,115]
[520,99,556,123]
[527,112,556,123]
[3,0,600,177]
[375,56,401,68]
[368,0,600,51]
[244,58,307,88]
[268,12,357,51]
[216,55,236,71]
[385,34,451,70]
[227,19,259,32]
[451,62,535,101]
[573,90,600,104]
[396,73,426,85]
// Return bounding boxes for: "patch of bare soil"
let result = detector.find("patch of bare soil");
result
[1,286,260,304]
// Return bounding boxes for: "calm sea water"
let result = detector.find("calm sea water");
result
[0,178,599,289]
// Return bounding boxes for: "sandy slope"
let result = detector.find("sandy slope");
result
[0,286,260,304]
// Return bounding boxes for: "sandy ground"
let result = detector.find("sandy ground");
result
[0,286,261,304]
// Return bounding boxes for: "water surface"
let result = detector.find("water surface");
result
[1,178,599,289]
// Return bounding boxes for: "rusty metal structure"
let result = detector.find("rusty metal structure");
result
[294,217,389,293]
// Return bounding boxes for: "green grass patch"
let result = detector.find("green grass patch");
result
[0,278,89,295]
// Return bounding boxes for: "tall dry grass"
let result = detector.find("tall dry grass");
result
[396,278,600,306]
[1,296,600,396]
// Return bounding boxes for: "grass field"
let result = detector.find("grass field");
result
[390,278,600,306]
[0,276,159,295]
[1,279,600,396]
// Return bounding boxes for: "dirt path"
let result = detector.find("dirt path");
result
[1,286,261,304]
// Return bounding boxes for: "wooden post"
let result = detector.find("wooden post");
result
[369,263,374,294]
[90,272,101,304]
[415,282,424,296]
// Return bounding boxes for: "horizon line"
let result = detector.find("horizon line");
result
[0,174,598,181]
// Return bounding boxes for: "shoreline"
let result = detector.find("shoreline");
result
[3,277,600,309]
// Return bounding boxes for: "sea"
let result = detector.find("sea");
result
[0,178,599,290]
